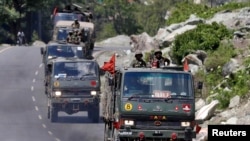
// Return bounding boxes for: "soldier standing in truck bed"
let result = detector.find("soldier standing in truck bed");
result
[71,19,80,29]
[66,31,74,43]
[151,49,170,68]
[130,51,147,68]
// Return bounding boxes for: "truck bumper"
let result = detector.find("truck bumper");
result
[118,127,196,140]
[51,97,99,112]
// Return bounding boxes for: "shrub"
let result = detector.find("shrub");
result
[205,42,236,70]
[31,31,39,43]
[172,22,232,64]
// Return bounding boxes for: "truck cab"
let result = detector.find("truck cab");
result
[102,66,202,141]
[46,57,101,122]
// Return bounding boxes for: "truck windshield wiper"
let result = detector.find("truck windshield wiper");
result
[80,73,95,80]
[127,94,141,101]
[172,95,189,99]
[82,73,94,76]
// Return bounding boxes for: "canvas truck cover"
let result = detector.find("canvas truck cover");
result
[55,21,94,31]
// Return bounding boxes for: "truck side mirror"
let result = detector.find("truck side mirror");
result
[108,77,114,86]
[197,81,203,89]
[40,47,44,55]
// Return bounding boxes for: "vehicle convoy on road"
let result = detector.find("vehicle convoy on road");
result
[52,20,96,58]
[51,4,96,58]
[45,57,101,122]
[102,66,203,141]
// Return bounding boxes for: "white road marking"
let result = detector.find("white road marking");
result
[35,106,39,111]
[39,64,43,68]
[35,71,38,75]
[38,115,42,120]
[42,124,47,128]
[31,86,34,91]
[33,79,36,83]
[48,131,53,135]
[55,138,61,141]
[0,47,11,53]
[32,96,36,102]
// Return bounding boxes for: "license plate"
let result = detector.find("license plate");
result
[153,130,163,136]
[71,98,81,101]
[154,130,161,134]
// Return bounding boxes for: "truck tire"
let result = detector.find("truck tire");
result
[91,105,100,123]
[50,107,58,122]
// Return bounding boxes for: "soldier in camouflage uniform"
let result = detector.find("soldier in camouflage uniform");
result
[130,51,147,68]
[150,49,170,68]
[66,31,73,43]
[71,19,80,29]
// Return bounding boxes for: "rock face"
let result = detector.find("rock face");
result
[130,32,159,53]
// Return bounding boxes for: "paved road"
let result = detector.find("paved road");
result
[0,46,104,141]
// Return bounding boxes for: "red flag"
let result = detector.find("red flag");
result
[53,7,58,16]
[183,58,189,72]
[101,54,115,74]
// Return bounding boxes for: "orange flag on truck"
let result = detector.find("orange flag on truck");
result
[183,58,189,72]
[101,54,115,75]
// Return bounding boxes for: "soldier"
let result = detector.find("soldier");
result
[151,49,170,68]
[66,31,73,43]
[71,19,80,29]
[71,29,79,44]
[130,51,147,68]
[74,31,82,44]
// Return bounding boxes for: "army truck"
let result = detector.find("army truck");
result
[45,57,101,122]
[52,20,96,58]
[51,3,92,26]
[40,41,88,94]
[102,66,202,141]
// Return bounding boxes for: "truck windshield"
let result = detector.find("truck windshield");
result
[53,61,97,78]
[122,72,193,99]
[57,28,68,41]
[47,45,84,58]
[53,13,87,25]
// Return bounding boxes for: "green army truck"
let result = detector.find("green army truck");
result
[46,57,101,123]
[102,66,202,141]
[40,41,88,95]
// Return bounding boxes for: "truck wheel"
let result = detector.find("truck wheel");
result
[104,123,109,141]
[91,106,100,123]
[87,109,93,119]
[50,107,58,122]
[47,106,50,119]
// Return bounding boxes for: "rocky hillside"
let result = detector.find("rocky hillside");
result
[95,6,250,141]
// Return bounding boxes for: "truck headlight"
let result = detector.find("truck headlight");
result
[54,91,62,97]
[181,122,190,127]
[124,120,134,126]
[91,91,97,96]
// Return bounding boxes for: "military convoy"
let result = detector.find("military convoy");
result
[40,4,202,140]
[39,4,101,123]
[102,66,202,141]
[52,20,95,58]
[51,4,95,58]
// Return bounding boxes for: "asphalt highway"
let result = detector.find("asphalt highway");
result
[0,46,104,141]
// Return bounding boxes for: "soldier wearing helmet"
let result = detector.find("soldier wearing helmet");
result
[151,49,170,68]
[130,51,147,68]
[66,31,73,43]
[71,19,80,29]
